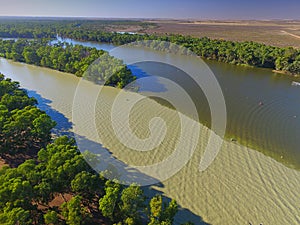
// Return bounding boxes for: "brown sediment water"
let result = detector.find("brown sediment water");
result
[0,58,299,225]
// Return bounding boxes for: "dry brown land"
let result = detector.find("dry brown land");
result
[0,158,8,170]
[136,20,300,48]
[105,24,145,33]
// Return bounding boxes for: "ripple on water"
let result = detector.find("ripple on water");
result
[1,58,299,225]
[227,94,300,168]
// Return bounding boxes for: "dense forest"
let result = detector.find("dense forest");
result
[0,38,135,88]
[0,19,299,76]
[0,19,153,39]
[0,74,192,225]
[0,74,55,155]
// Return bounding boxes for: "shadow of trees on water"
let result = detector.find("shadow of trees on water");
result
[29,90,211,225]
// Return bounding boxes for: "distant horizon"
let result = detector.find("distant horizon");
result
[0,15,299,22]
[0,0,299,20]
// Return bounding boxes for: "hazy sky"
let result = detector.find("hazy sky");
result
[0,0,299,20]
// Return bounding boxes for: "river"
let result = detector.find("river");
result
[0,38,299,224]
[51,37,300,169]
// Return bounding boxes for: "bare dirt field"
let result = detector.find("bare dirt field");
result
[0,158,8,170]
[141,20,300,48]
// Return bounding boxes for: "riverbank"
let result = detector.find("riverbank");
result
[272,69,300,77]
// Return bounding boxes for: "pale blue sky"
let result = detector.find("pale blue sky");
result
[0,0,299,20]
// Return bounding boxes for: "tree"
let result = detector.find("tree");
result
[71,171,103,199]
[61,195,90,225]
[149,195,163,224]
[149,195,178,225]
[0,75,55,155]
[0,175,34,210]
[161,199,178,224]
[44,210,59,225]
[1,106,55,154]
[22,46,40,64]
[0,91,37,111]
[99,180,121,221]
[38,136,89,193]
[0,206,32,225]
[287,60,300,74]
[34,180,53,204]
[119,184,145,223]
